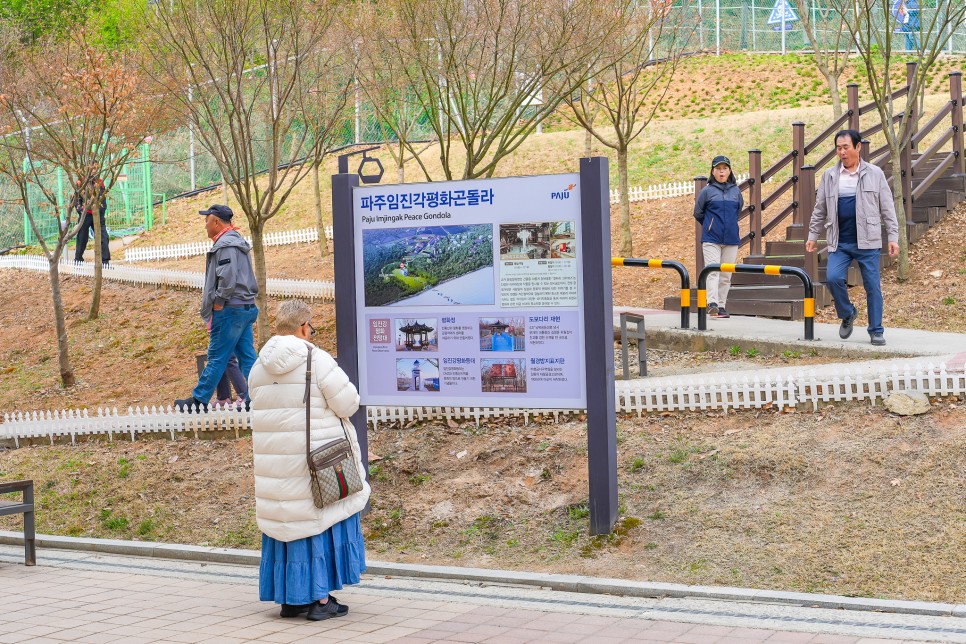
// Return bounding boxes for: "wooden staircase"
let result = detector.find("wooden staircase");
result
[664,66,966,320]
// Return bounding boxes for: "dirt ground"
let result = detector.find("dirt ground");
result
[1,69,966,603]
[1,400,964,604]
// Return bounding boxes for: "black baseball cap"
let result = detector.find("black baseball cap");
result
[199,204,233,221]
[711,155,732,168]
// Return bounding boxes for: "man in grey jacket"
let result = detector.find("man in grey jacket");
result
[805,130,900,346]
[175,204,259,411]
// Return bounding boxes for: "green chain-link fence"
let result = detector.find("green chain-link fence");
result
[13,144,155,247]
[681,0,966,54]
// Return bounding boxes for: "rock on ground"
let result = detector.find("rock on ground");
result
[885,390,932,416]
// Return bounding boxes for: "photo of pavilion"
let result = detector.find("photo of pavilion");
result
[396,358,440,392]
[395,318,438,351]
[480,358,527,393]
[478,317,525,351]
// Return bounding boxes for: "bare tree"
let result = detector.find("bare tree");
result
[353,8,437,183]
[0,30,158,385]
[830,0,966,280]
[310,159,328,258]
[793,0,852,119]
[562,2,694,256]
[141,0,353,343]
[366,0,625,181]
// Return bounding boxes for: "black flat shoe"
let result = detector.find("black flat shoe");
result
[279,603,312,618]
[306,596,348,621]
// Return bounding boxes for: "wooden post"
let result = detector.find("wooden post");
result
[791,123,806,227]
[801,165,818,281]
[861,139,871,163]
[847,83,860,132]
[749,149,763,255]
[900,125,914,223]
[951,72,965,176]
[694,176,708,273]
[907,62,919,152]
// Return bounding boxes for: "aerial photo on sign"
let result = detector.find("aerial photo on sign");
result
[363,224,494,307]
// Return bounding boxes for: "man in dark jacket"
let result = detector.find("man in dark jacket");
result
[72,177,111,264]
[175,204,259,411]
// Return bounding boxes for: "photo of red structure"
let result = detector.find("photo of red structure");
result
[480,359,527,393]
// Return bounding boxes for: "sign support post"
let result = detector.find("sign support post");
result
[332,172,369,473]
[579,156,618,536]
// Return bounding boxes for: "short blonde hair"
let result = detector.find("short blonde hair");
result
[275,299,313,335]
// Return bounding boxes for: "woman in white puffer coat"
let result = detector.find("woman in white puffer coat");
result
[248,299,370,622]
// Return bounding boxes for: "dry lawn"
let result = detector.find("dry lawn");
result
[1,401,963,603]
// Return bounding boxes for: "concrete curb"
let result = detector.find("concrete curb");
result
[2,531,963,618]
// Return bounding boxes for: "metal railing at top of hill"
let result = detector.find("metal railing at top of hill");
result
[0,255,335,302]
[693,66,966,282]
[2,359,964,444]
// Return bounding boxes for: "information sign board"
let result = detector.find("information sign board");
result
[352,174,586,408]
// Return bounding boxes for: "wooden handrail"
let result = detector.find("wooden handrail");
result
[761,151,794,183]
[912,152,956,201]
[761,177,793,211]
[762,202,795,238]
[912,128,954,174]
[815,147,838,171]
[859,86,909,116]
[912,102,954,146]
[860,112,903,140]
[804,111,852,156]
[869,142,891,160]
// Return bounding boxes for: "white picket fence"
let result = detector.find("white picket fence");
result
[118,178,742,265]
[0,255,335,301]
[3,362,963,445]
[123,226,332,263]
[609,173,753,205]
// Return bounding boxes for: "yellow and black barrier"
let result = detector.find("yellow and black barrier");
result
[697,263,815,340]
[612,257,690,329]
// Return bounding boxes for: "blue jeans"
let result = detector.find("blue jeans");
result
[193,305,258,402]
[825,243,884,335]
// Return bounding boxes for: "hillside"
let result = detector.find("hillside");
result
[1,53,965,605]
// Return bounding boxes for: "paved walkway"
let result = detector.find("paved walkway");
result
[2,545,963,643]
[617,308,966,360]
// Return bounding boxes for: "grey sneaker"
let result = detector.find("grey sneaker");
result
[707,302,719,317]
[712,307,730,319]
[870,333,886,346]
[839,307,857,339]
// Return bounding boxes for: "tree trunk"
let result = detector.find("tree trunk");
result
[222,176,230,206]
[87,202,103,320]
[312,161,328,259]
[824,70,843,120]
[618,145,632,256]
[397,141,406,183]
[250,220,270,348]
[48,258,76,387]
[584,128,593,158]
[889,155,910,281]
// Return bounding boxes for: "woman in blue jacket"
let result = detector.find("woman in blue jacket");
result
[693,155,743,318]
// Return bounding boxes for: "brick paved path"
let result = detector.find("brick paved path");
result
[0,550,951,643]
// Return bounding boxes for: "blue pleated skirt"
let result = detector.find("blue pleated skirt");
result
[258,514,367,605]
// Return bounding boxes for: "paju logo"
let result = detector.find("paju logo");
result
[551,183,576,200]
